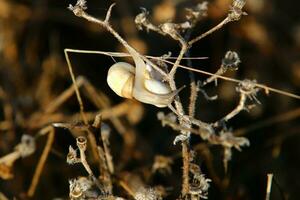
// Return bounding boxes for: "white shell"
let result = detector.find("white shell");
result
[107,61,176,108]
[107,62,135,98]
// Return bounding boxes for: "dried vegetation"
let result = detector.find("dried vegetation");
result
[0,0,300,199]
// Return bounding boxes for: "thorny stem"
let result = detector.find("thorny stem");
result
[167,42,191,195]
[181,142,190,195]
[186,51,198,118]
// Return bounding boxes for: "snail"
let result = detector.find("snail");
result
[107,61,181,107]
[106,35,183,108]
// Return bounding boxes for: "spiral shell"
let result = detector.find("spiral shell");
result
[107,62,135,98]
[107,61,180,108]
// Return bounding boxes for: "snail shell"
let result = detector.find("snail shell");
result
[107,62,135,99]
[107,62,175,107]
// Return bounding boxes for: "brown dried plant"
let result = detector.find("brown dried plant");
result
[62,0,300,199]
[0,0,300,199]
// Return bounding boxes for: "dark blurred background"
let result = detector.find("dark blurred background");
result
[0,0,299,199]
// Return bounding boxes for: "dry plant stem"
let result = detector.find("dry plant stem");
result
[235,107,300,136]
[64,53,100,163]
[86,129,100,164]
[169,43,188,79]
[64,48,208,60]
[166,44,190,197]
[69,2,300,197]
[73,4,190,195]
[265,173,274,200]
[119,180,135,198]
[181,142,190,196]
[77,138,102,190]
[188,17,231,46]
[42,101,133,126]
[27,126,55,197]
[74,5,139,64]
[217,92,246,125]
[179,64,300,100]
[186,50,198,118]
[69,4,166,169]
[63,49,300,100]
[203,66,225,86]
[76,75,137,167]
[101,131,114,174]
[64,50,88,124]
[168,45,191,196]
[44,77,85,114]
[161,59,300,100]
[188,78,198,117]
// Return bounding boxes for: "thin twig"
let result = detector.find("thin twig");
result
[43,77,85,114]
[63,48,208,60]
[27,126,55,197]
[216,93,246,125]
[189,17,231,46]
[64,50,88,124]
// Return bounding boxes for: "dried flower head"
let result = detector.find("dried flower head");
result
[185,2,209,22]
[222,51,241,70]
[160,22,183,41]
[189,165,211,199]
[134,187,162,200]
[69,177,97,199]
[135,8,150,31]
[218,130,250,171]
[219,130,250,150]
[236,79,260,103]
[67,146,80,165]
[15,134,35,158]
[228,0,247,21]
[68,0,87,17]
[157,112,177,126]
